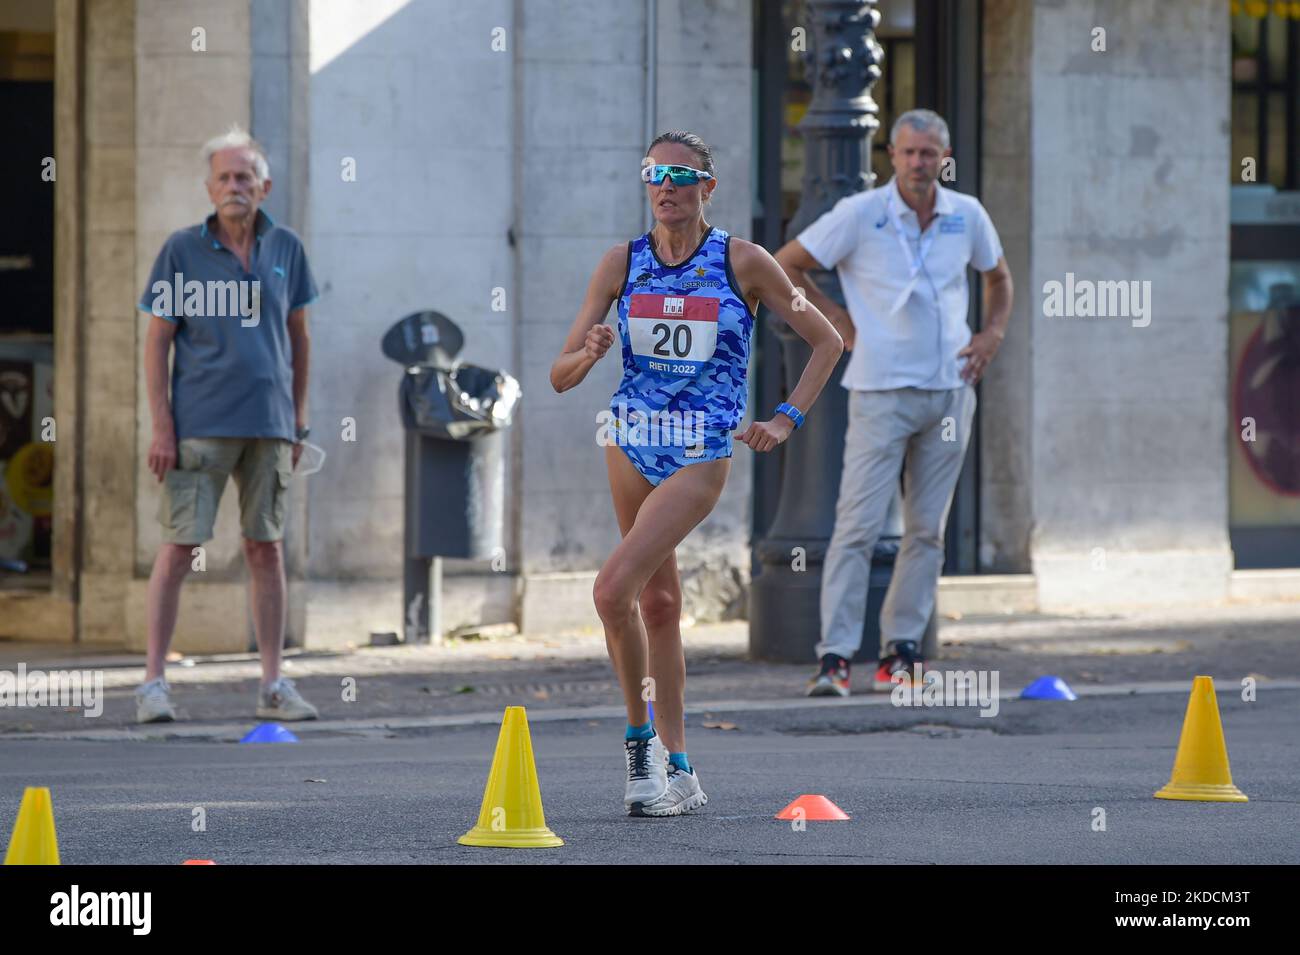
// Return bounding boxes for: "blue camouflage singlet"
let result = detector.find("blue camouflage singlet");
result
[608,226,755,486]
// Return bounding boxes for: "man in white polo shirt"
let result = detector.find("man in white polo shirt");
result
[775,109,1014,697]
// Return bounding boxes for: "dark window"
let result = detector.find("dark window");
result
[1231,5,1300,189]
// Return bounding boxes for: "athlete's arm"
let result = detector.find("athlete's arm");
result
[550,244,627,393]
[730,238,845,452]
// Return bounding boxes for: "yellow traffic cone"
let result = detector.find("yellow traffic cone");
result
[458,706,563,848]
[4,787,61,864]
[1155,676,1248,802]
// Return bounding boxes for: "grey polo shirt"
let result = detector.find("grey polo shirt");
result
[137,209,318,441]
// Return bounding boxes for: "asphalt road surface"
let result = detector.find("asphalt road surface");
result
[4,684,1296,865]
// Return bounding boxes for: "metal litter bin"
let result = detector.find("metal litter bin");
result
[382,311,521,643]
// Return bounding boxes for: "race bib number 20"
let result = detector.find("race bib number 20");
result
[627,294,719,377]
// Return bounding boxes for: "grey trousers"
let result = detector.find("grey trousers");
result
[816,385,976,661]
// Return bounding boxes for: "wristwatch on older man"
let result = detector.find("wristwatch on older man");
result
[295,425,311,443]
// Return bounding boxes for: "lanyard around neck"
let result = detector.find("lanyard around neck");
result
[886,187,939,277]
[885,186,941,315]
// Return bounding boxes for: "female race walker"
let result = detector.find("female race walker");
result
[549,131,843,816]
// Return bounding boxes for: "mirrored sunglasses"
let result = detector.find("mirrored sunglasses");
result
[640,163,714,186]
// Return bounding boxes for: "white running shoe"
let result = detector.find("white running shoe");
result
[256,677,319,721]
[135,677,176,724]
[640,763,709,817]
[624,733,669,814]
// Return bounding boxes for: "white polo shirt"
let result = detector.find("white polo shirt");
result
[796,176,1003,391]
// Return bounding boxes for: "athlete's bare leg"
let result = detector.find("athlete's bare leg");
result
[598,444,729,754]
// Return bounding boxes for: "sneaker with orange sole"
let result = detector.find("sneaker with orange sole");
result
[806,653,851,697]
[872,640,924,692]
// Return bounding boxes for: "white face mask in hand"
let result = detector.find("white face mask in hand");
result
[293,440,327,478]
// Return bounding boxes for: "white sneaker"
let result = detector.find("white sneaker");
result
[256,677,319,721]
[135,677,176,724]
[640,763,709,817]
[624,733,669,814]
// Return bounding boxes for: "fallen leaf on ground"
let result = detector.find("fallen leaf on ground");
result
[304,778,326,784]
[702,720,738,731]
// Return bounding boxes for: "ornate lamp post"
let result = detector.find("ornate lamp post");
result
[749,0,901,663]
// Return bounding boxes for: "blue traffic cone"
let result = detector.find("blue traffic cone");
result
[1019,676,1077,701]
[240,722,300,743]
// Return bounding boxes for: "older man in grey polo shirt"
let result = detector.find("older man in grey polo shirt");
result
[776,109,1014,697]
[134,127,319,723]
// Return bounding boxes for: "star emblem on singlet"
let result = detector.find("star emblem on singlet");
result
[694,266,707,278]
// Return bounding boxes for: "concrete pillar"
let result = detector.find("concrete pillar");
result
[978,0,1034,574]
[126,0,255,652]
[1019,0,1233,610]
[76,0,140,645]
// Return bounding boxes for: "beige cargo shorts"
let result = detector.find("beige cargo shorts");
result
[158,437,294,545]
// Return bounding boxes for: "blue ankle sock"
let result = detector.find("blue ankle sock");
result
[668,752,691,774]
[625,721,654,741]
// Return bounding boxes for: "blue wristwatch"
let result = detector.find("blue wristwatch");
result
[774,402,805,429]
